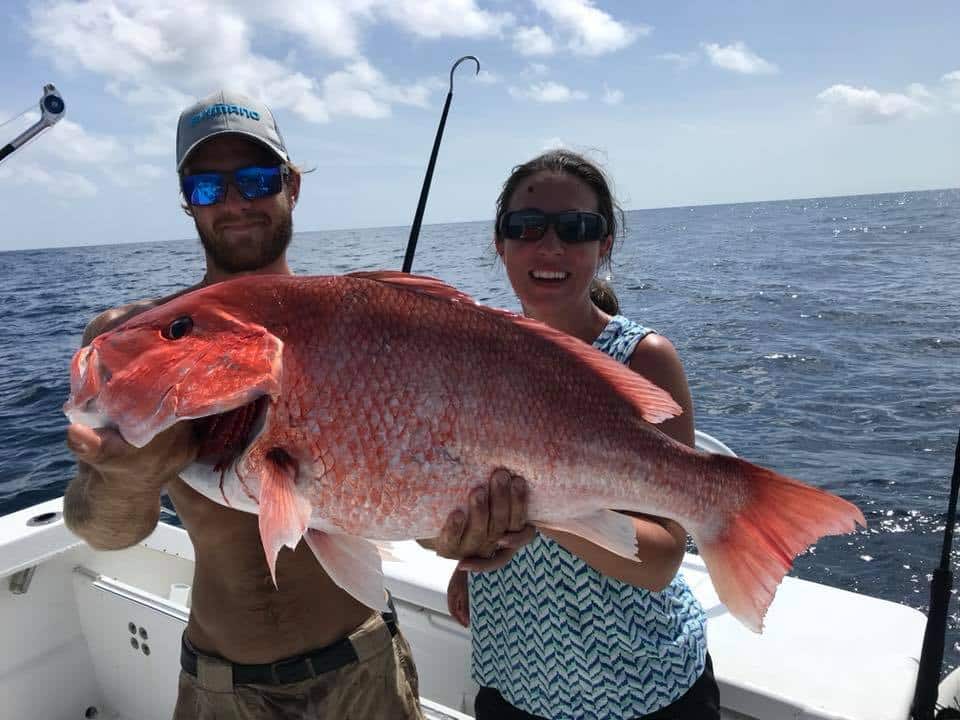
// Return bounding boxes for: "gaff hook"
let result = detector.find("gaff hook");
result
[449,55,480,94]
[402,56,481,274]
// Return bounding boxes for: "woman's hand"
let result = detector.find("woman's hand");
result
[447,569,471,627]
[433,469,536,572]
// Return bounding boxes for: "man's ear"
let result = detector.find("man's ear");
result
[287,169,301,207]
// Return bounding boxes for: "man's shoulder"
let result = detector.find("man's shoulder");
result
[82,283,204,346]
[82,299,162,345]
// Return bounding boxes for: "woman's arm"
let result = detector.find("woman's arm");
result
[541,333,695,591]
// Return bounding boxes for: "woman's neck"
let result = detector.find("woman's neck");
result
[523,299,612,345]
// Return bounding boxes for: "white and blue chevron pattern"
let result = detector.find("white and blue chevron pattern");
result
[468,315,708,720]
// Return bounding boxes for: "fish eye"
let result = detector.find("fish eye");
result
[163,316,194,340]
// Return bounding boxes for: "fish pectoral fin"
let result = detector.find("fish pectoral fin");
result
[257,449,311,587]
[536,510,639,560]
[303,530,390,612]
[372,540,401,563]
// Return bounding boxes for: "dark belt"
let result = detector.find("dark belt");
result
[181,602,399,686]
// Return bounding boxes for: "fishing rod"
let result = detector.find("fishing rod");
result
[402,55,480,273]
[0,84,66,164]
[911,428,960,720]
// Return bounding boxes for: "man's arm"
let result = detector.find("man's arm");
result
[63,304,198,550]
[64,423,195,549]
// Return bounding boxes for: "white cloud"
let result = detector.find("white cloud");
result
[30,1,330,120]
[28,0,443,137]
[702,41,778,75]
[474,70,501,85]
[255,0,376,58]
[379,0,512,38]
[37,116,126,165]
[135,163,166,180]
[907,83,932,100]
[0,162,98,198]
[943,71,960,112]
[323,59,437,119]
[817,84,931,123]
[242,0,511,56]
[541,136,566,149]
[514,25,555,56]
[532,0,646,56]
[602,84,624,105]
[509,81,587,103]
[5,111,126,166]
[656,51,698,69]
[525,63,550,76]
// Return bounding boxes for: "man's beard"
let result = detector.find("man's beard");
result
[198,213,293,273]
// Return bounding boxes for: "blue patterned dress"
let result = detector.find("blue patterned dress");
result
[469,315,708,720]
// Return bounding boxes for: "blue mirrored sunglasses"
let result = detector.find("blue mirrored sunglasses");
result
[500,209,608,244]
[181,165,286,207]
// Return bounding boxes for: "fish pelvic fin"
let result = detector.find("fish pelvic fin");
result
[257,449,311,587]
[303,530,389,612]
[691,455,866,633]
[535,510,639,560]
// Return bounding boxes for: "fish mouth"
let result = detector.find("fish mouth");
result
[194,395,271,472]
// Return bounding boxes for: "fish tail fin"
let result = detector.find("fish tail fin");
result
[691,455,866,633]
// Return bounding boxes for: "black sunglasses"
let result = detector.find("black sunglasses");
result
[181,165,287,207]
[499,209,609,244]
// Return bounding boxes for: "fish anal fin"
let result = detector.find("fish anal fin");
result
[536,510,639,561]
[303,530,389,612]
[257,448,311,587]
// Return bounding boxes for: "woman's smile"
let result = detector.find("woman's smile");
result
[530,269,570,282]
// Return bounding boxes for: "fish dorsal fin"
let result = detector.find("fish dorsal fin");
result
[510,314,683,424]
[346,270,479,305]
[348,270,681,425]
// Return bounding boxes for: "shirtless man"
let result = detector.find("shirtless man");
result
[63,90,533,719]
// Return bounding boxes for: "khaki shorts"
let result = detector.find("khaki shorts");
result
[173,610,422,720]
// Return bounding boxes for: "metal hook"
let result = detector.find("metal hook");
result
[403,55,480,273]
[449,55,480,94]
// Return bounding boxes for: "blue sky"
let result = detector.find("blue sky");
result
[1,0,957,251]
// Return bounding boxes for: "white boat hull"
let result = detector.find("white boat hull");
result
[0,432,930,719]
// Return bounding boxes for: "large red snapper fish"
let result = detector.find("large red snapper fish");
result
[64,271,865,632]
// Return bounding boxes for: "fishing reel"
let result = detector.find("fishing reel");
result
[0,83,66,164]
[40,84,66,122]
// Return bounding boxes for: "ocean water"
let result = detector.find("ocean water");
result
[2,188,959,666]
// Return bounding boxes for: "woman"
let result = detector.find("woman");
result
[447,149,720,720]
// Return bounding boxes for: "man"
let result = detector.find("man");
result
[63,90,532,719]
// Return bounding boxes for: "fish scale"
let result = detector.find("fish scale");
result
[64,270,865,631]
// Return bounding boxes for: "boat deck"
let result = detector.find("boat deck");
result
[1,492,929,720]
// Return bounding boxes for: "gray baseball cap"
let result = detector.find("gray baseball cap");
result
[176,90,290,171]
